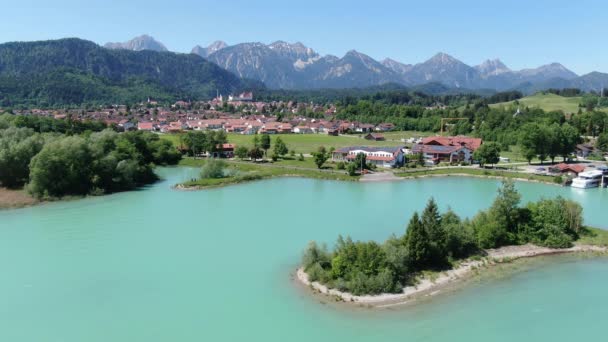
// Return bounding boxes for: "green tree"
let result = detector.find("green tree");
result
[421,198,448,268]
[353,152,367,171]
[183,131,207,156]
[260,134,271,157]
[519,123,542,164]
[313,146,329,169]
[559,123,580,160]
[404,212,432,270]
[273,137,288,157]
[28,136,93,198]
[346,162,358,176]
[547,124,561,164]
[473,180,522,247]
[252,135,261,149]
[248,146,263,161]
[597,132,608,152]
[473,142,501,167]
[442,210,477,259]
[235,146,248,160]
[525,197,583,248]
[0,127,45,187]
[200,159,227,179]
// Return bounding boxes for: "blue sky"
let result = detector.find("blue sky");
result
[1,0,606,74]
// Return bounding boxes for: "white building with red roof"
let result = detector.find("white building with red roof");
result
[332,146,405,168]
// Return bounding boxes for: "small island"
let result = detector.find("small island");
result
[297,180,608,306]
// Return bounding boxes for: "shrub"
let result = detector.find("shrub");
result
[540,229,574,248]
[200,159,227,179]
[336,161,345,170]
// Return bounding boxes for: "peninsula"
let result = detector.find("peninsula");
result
[297,180,608,306]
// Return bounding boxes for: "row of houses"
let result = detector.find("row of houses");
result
[331,136,484,168]
[137,118,396,135]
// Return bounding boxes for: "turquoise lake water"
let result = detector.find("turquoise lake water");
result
[1,167,607,341]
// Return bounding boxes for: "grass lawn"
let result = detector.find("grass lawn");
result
[490,93,583,114]
[161,132,425,155]
[577,227,608,247]
[273,156,338,170]
[178,157,357,189]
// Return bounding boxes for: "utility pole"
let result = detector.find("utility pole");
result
[360,154,364,174]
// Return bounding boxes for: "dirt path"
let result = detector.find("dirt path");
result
[360,172,400,182]
[0,187,38,209]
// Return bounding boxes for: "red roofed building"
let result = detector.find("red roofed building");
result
[333,146,405,168]
[549,163,586,177]
[413,136,481,164]
[365,133,385,141]
[212,143,235,158]
[137,122,156,131]
[421,136,483,151]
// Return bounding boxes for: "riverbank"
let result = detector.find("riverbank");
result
[0,187,38,209]
[177,161,567,190]
[395,167,561,186]
[296,242,608,308]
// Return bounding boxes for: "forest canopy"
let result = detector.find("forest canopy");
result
[0,114,181,198]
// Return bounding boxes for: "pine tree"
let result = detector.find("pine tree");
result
[404,212,431,270]
[421,198,448,268]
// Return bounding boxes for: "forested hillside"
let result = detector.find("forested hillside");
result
[0,38,263,107]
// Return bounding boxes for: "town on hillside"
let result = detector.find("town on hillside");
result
[4,90,608,189]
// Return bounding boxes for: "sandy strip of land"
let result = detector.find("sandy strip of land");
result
[296,244,607,307]
[395,173,561,186]
[360,172,400,182]
[0,187,38,209]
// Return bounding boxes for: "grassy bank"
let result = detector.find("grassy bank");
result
[490,93,582,114]
[577,227,608,247]
[177,158,359,189]
[395,167,559,183]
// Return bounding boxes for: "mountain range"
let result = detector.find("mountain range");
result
[182,38,607,92]
[2,35,607,108]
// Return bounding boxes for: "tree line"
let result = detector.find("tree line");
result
[301,181,584,295]
[0,114,181,198]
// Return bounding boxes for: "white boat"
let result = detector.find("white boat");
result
[571,170,604,189]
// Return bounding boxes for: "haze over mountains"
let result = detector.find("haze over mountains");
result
[186,40,601,92]
[104,35,168,52]
[107,36,601,93]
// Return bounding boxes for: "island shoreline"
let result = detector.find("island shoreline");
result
[295,244,608,308]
